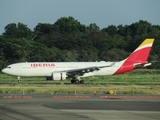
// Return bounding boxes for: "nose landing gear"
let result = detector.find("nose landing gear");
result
[18,76,21,83]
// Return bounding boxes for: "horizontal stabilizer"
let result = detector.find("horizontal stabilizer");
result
[143,63,151,67]
[134,63,151,69]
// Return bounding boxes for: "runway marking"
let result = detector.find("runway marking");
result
[100,95,160,99]
[2,96,32,99]
[52,96,92,98]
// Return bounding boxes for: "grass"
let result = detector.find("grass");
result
[0,84,159,95]
[0,69,160,95]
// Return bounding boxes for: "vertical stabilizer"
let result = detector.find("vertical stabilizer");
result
[114,38,154,74]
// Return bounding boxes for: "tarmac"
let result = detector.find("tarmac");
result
[0,94,160,120]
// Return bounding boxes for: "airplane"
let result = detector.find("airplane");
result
[2,38,154,84]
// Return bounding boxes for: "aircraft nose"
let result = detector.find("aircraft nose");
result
[2,68,5,73]
[2,68,7,73]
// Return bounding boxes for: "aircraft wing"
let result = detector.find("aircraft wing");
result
[61,62,115,77]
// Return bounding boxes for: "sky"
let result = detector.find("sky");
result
[0,0,160,34]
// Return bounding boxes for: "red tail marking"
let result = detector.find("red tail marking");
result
[114,46,151,74]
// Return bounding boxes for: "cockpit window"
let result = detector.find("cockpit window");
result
[7,67,11,68]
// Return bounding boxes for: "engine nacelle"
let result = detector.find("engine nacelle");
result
[46,72,67,80]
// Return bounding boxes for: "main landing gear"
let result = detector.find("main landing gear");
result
[71,79,84,84]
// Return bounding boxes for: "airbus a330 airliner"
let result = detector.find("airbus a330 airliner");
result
[2,38,154,84]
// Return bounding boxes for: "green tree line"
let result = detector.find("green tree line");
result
[0,16,160,69]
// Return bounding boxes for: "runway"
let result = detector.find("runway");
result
[0,95,160,120]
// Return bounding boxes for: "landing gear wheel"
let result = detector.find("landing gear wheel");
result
[71,79,84,84]
[75,80,80,84]
[71,80,76,84]
[80,80,84,84]
[18,80,21,83]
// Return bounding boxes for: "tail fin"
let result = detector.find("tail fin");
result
[125,38,154,63]
[114,38,154,74]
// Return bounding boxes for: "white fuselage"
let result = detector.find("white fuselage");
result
[2,62,123,77]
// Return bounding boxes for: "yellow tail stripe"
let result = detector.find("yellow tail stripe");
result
[138,38,154,48]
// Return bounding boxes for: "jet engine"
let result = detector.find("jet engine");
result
[46,72,67,80]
